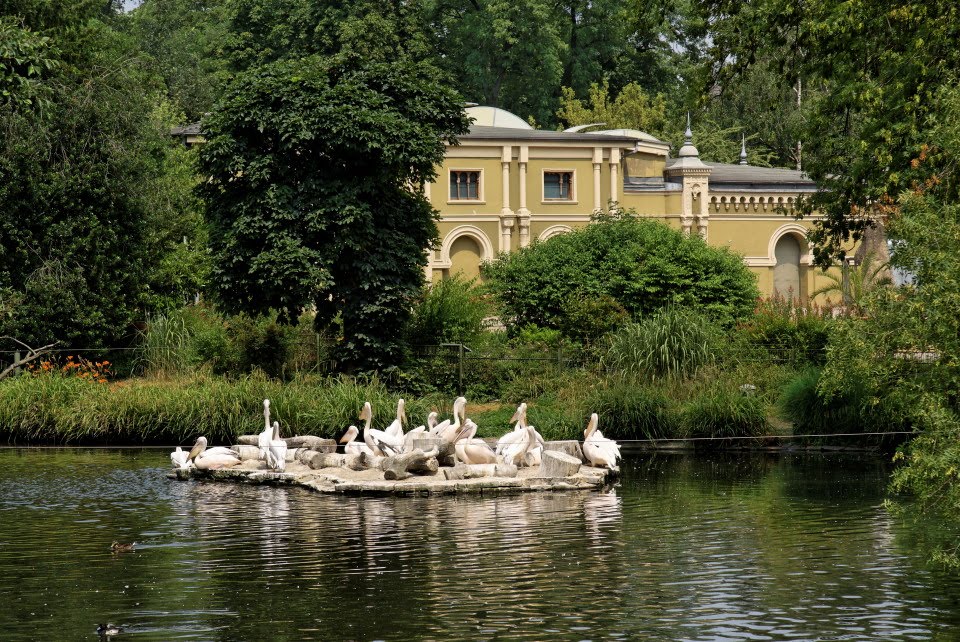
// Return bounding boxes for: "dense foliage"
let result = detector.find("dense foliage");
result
[0,2,206,351]
[483,213,759,336]
[199,55,469,372]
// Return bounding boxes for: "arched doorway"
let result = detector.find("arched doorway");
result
[448,235,483,279]
[773,234,802,300]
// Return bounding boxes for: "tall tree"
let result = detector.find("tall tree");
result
[0,1,207,348]
[698,0,960,265]
[200,20,469,370]
[124,0,229,120]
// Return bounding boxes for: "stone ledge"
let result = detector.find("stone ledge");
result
[168,459,617,496]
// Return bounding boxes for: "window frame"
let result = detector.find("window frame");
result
[541,169,577,203]
[447,168,485,203]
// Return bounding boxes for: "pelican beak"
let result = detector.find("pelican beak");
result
[401,408,407,425]
[510,408,521,423]
[339,432,350,444]
[187,438,204,460]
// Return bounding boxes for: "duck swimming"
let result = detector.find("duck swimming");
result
[110,541,135,553]
[97,623,123,637]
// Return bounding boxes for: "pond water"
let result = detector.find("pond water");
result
[1,449,959,641]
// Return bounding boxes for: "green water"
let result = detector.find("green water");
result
[1,449,959,641]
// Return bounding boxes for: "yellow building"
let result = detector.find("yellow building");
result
[174,106,836,300]
[428,107,833,300]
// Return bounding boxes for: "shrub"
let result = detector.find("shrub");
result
[682,384,767,440]
[580,381,674,440]
[736,297,832,366]
[602,307,719,380]
[405,275,491,347]
[779,368,867,434]
[482,211,759,336]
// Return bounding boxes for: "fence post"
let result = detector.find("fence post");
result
[13,350,20,376]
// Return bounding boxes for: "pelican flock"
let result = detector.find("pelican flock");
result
[170,397,621,475]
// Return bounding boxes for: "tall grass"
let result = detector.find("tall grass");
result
[602,307,718,380]
[682,384,767,440]
[0,372,442,445]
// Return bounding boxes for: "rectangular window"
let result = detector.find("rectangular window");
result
[544,171,574,201]
[449,170,480,200]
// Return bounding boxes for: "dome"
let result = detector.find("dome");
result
[465,106,533,130]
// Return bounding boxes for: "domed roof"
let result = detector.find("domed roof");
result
[465,106,533,130]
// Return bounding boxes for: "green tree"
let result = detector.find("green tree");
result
[124,0,229,120]
[698,0,960,265]
[198,55,469,372]
[482,211,759,336]
[0,2,207,348]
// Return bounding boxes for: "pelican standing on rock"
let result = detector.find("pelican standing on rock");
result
[188,436,241,470]
[496,403,544,464]
[432,396,466,443]
[266,421,287,472]
[258,399,273,460]
[582,413,621,469]
[359,402,403,456]
[385,398,407,438]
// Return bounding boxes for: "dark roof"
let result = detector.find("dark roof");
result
[460,125,638,144]
[669,160,817,188]
[171,122,202,136]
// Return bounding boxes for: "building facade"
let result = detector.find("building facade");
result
[428,107,834,300]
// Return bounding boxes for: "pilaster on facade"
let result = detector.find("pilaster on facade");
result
[592,147,603,212]
[517,145,531,247]
[608,147,620,211]
[499,216,515,253]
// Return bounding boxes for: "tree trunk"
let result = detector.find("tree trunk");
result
[540,450,581,478]
[380,448,440,480]
[443,463,518,480]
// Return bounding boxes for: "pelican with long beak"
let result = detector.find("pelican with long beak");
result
[432,397,466,442]
[454,419,497,465]
[266,421,287,472]
[499,418,537,467]
[188,436,241,470]
[340,425,374,456]
[258,399,273,460]
[582,413,620,469]
[359,401,403,457]
[384,398,407,438]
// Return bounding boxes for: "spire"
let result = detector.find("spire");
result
[739,133,748,165]
[678,112,700,158]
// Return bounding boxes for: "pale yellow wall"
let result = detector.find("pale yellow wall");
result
[429,141,838,302]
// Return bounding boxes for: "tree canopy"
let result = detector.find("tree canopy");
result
[199,53,469,372]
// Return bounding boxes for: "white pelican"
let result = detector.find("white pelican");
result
[582,413,621,469]
[499,419,537,467]
[454,419,497,465]
[266,420,287,472]
[384,398,406,438]
[188,436,241,470]
[359,401,403,457]
[258,398,273,460]
[432,397,466,442]
[170,446,191,469]
[496,403,544,460]
[340,425,375,456]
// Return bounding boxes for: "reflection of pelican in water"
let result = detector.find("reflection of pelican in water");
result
[583,490,622,537]
[582,413,620,469]
[188,436,241,470]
